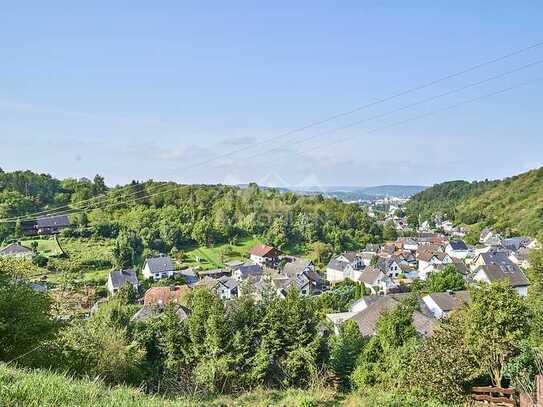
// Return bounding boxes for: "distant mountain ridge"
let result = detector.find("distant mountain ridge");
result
[238,184,428,199]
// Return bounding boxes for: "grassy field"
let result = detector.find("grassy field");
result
[19,237,63,257]
[0,364,337,407]
[44,237,115,285]
[180,237,261,270]
[0,364,457,406]
[36,237,263,283]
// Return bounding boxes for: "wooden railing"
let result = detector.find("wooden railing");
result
[471,386,516,406]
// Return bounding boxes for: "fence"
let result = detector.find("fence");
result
[470,376,543,407]
[471,386,516,406]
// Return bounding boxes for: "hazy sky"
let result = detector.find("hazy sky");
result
[1,2,543,188]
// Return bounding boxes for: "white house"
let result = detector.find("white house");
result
[417,250,453,274]
[422,290,471,319]
[249,244,280,266]
[357,267,395,295]
[445,240,469,259]
[376,256,403,279]
[107,269,139,294]
[326,252,364,284]
[473,264,529,297]
[216,276,239,300]
[142,255,176,280]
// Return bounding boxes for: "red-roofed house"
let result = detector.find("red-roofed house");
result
[249,244,280,266]
[143,285,190,306]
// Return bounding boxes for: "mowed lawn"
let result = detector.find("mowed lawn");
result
[182,238,261,269]
[20,237,62,257]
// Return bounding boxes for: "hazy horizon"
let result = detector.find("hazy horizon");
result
[1,2,542,186]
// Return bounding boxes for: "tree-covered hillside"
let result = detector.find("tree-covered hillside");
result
[405,179,498,226]
[0,170,384,255]
[456,167,543,239]
[406,166,543,239]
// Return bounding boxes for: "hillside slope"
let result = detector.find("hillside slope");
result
[456,167,543,238]
[0,364,336,407]
[406,167,543,239]
[405,180,498,225]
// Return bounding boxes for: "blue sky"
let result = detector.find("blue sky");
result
[1,2,542,187]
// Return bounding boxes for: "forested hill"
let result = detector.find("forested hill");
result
[456,167,543,238]
[405,179,498,224]
[0,170,383,253]
[406,167,543,239]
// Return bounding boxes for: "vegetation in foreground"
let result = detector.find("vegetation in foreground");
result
[0,363,458,407]
[2,250,543,406]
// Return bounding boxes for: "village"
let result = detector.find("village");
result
[1,206,538,344]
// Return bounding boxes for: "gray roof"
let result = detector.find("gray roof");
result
[476,264,529,287]
[236,263,262,277]
[224,260,244,268]
[435,261,469,276]
[36,215,70,228]
[339,252,359,262]
[283,258,312,275]
[479,251,516,268]
[376,256,400,271]
[131,304,190,323]
[218,275,239,290]
[327,259,349,272]
[109,269,138,290]
[365,244,381,252]
[0,243,32,256]
[178,269,199,285]
[358,267,383,285]
[130,305,154,322]
[347,296,435,337]
[502,237,532,251]
[426,290,471,312]
[144,255,174,273]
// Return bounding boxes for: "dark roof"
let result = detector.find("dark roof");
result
[218,275,239,290]
[178,269,199,285]
[235,263,263,278]
[376,256,401,271]
[435,260,469,276]
[426,290,471,312]
[478,251,516,268]
[109,269,138,290]
[449,240,468,251]
[144,255,174,273]
[476,264,529,287]
[0,242,32,256]
[36,215,70,228]
[197,268,225,276]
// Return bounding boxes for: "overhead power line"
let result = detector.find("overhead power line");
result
[2,74,540,223]
[2,40,543,222]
